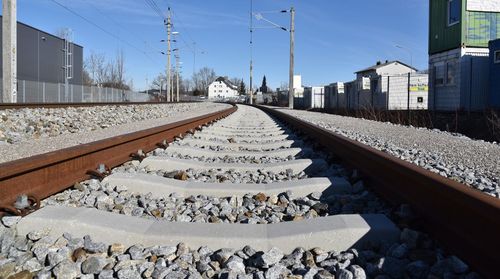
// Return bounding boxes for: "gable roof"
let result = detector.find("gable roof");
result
[214,77,238,90]
[355,60,417,74]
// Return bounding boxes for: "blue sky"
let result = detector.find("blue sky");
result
[9,0,429,90]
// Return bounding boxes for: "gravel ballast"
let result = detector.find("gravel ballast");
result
[0,103,231,163]
[272,108,500,198]
[0,216,479,279]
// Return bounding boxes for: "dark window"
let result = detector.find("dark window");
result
[417,97,424,103]
[448,0,460,26]
[495,50,500,64]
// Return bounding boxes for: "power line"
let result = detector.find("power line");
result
[50,0,161,66]
[144,0,165,20]
[84,0,163,55]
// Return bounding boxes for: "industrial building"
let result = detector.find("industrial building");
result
[0,16,83,85]
[303,86,325,109]
[428,0,500,111]
[490,38,500,108]
[324,61,428,111]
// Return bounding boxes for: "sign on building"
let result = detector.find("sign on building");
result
[337,82,345,94]
[409,83,429,93]
[467,0,500,12]
[360,77,371,90]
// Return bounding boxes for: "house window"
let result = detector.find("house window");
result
[448,0,460,26]
[434,64,445,86]
[495,50,500,64]
[417,97,424,103]
[446,61,456,85]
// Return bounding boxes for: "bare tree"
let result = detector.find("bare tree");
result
[192,67,216,96]
[151,72,166,91]
[115,49,125,87]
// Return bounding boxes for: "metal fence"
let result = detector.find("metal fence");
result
[0,79,153,103]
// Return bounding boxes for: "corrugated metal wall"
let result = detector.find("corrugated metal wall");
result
[429,0,463,55]
[490,40,500,108]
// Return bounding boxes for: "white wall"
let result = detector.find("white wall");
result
[208,80,238,99]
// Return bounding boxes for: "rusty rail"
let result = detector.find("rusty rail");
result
[0,101,200,110]
[258,105,500,278]
[0,105,236,211]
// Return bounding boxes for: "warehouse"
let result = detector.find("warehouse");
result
[325,61,426,111]
[0,16,83,85]
[303,86,325,109]
[324,82,346,110]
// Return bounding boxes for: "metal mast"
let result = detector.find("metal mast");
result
[249,0,253,104]
[288,7,295,109]
[166,8,172,102]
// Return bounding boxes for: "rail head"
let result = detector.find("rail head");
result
[0,105,237,210]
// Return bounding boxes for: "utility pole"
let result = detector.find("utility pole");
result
[288,7,295,109]
[249,0,253,105]
[166,8,172,102]
[175,55,180,102]
[2,0,17,103]
[170,67,174,102]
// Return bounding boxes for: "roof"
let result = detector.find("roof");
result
[355,60,417,74]
[214,77,238,90]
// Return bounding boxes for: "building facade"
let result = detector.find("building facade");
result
[208,77,238,99]
[324,61,427,111]
[303,86,325,109]
[0,16,84,85]
[490,38,500,108]
[429,0,500,111]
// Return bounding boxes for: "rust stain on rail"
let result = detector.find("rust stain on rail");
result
[258,105,500,278]
[0,105,236,210]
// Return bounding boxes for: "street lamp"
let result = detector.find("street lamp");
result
[395,44,413,68]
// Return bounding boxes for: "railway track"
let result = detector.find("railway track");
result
[0,104,498,278]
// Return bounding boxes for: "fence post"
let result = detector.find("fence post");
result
[22,80,25,103]
[42,82,45,103]
[469,57,473,113]
[71,84,74,102]
[407,72,411,125]
[386,76,390,110]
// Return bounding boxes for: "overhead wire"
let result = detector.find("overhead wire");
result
[84,0,163,56]
[49,0,162,67]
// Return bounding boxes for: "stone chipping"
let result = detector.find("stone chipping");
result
[275,108,500,198]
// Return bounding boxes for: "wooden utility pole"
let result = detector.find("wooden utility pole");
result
[288,7,295,109]
[166,8,171,102]
[2,0,17,103]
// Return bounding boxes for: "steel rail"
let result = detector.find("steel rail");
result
[258,105,500,278]
[0,105,236,211]
[0,101,201,110]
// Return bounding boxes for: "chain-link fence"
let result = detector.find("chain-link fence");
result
[0,79,153,103]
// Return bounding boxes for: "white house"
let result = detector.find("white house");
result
[208,77,238,99]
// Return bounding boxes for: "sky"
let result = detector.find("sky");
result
[7,0,429,91]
